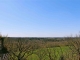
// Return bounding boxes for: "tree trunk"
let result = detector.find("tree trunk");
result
[18,58,21,60]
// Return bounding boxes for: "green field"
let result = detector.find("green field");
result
[26,46,77,60]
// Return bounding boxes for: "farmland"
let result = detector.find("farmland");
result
[0,37,79,60]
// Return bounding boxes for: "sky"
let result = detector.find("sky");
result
[0,0,80,37]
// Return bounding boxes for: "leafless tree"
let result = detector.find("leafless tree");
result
[5,38,36,60]
[67,36,80,60]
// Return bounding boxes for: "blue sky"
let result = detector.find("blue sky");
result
[0,0,80,37]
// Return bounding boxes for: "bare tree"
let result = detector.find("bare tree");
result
[67,37,80,60]
[5,38,35,60]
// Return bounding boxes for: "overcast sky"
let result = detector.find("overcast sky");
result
[0,0,80,37]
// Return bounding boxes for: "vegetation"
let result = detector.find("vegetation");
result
[0,35,80,60]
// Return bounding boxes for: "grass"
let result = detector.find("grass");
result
[26,46,75,60]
